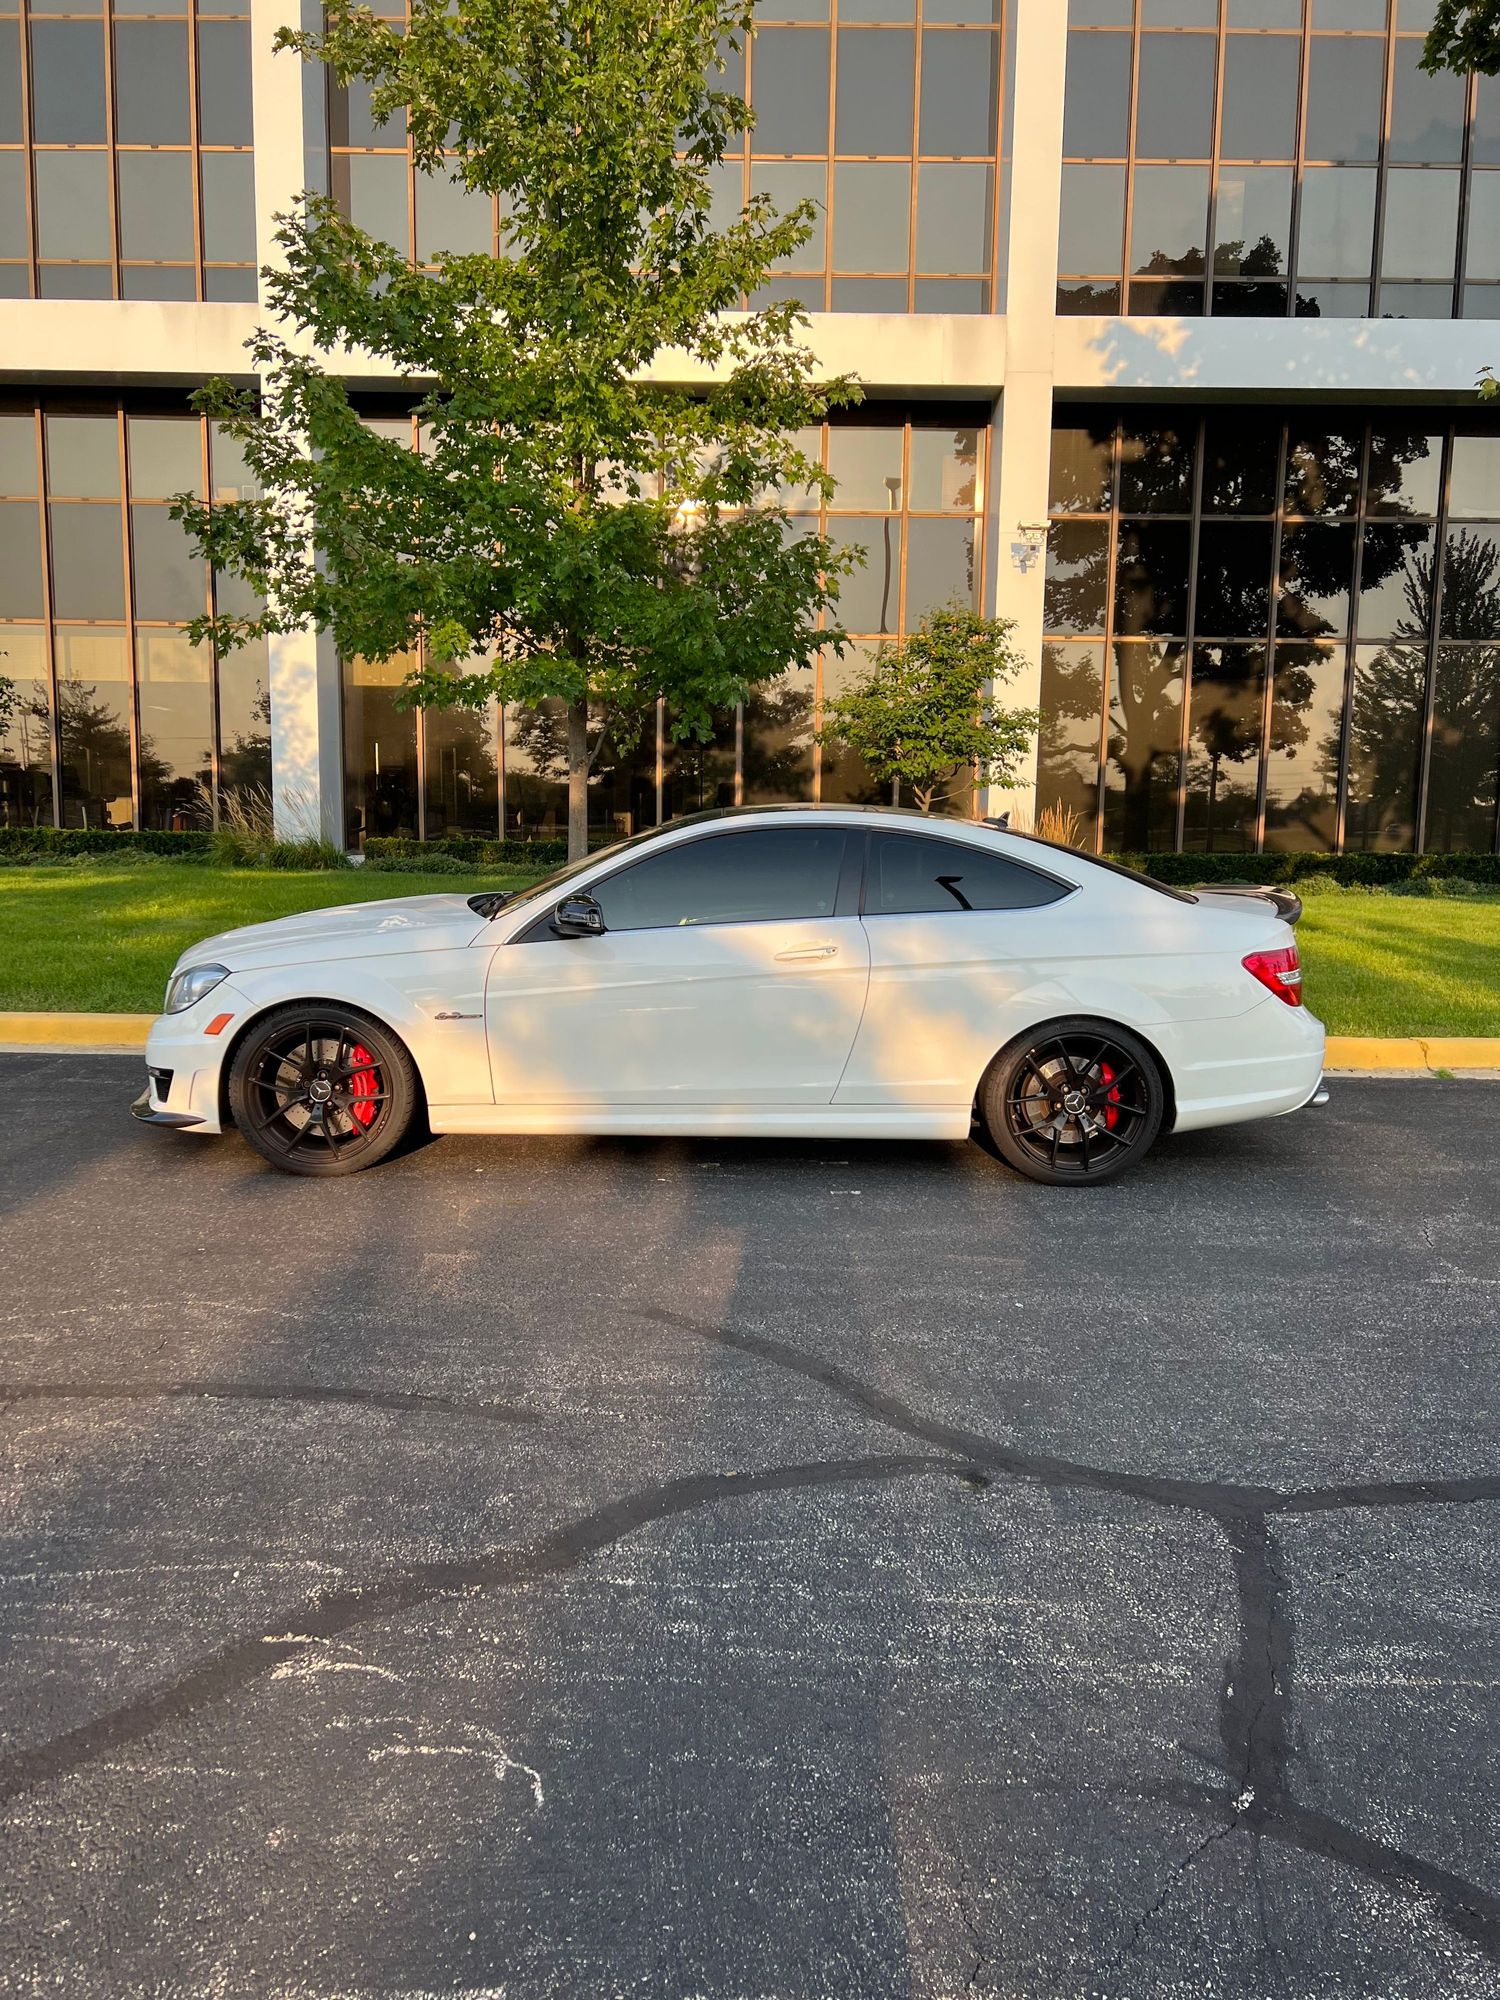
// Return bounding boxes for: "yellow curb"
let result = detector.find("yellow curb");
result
[1325,1036,1500,1071]
[0,1012,153,1048]
[2,1015,1497,1072]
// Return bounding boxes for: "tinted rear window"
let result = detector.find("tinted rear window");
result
[866,833,1070,915]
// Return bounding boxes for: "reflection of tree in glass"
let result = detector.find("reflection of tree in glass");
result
[510,701,652,788]
[424,697,498,834]
[53,683,145,829]
[221,681,272,795]
[1346,531,1500,847]
[1054,424,1453,848]
[0,675,53,827]
[1040,644,1112,808]
[743,677,813,800]
[1106,640,1182,848]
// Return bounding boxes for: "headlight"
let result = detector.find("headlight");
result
[164,963,230,1014]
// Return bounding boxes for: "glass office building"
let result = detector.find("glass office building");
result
[3,0,1498,852]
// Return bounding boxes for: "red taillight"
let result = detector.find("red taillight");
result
[1243,945,1303,1006]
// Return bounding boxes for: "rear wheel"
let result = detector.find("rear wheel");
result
[979,1020,1164,1187]
[228,1005,417,1177]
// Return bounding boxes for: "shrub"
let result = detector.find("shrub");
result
[364,835,572,867]
[1112,850,1500,889]
[0,827,215,864]
[361,851,479,875]
[209,827,351,870]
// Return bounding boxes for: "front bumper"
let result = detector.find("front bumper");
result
[131,1085,206,1129]
[133,982,251,1134]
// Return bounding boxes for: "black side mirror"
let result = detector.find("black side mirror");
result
[551,893,607,938]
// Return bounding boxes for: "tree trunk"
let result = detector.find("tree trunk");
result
[566,697,590,862]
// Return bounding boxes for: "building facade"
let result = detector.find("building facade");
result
[2,0,1498,853]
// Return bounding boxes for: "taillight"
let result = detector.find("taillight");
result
[1243,945,1303,1006]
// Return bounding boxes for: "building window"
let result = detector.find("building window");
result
[1040,405,1500,855]
[0,400,267,831]
[2,0,256,304]
[327,0,1011,315]
[1059,0,1499,324]
[336,408,989,841]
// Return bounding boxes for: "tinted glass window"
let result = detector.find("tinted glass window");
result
[1133,33,1214,160]
[594,827,847,930]
[867,833,1067,914]
[1063,31,1131,159]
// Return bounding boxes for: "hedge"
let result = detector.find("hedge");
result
[363,835,575,867]
[1113,850,1500,887]
[0,827,215,862]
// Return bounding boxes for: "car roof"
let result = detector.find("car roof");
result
[659,803,1004,832]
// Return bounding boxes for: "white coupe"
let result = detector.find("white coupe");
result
[134,805,1327,1185]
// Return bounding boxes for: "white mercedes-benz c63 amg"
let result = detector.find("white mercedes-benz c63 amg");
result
[134,805,1327,1185]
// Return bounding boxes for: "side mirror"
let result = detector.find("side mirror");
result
[551,893,606,938]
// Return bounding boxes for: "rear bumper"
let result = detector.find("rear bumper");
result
[1166,1002,1327,1135]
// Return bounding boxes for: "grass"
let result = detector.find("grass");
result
[0,862,545,1015]
[0,863,1497,1034]
[1296,891,1500,1038]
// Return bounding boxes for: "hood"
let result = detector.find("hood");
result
[177,893,487,974]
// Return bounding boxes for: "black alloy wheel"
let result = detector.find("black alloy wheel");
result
[980,1019,1164,1186]
[228,1005,418,1177]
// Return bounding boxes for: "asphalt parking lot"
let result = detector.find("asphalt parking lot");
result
[1,1053,1498,2000]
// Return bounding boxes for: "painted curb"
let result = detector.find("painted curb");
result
[1,1015,1498,1074]
[0,1013,154,1048]
[1323,1036,1500,1071]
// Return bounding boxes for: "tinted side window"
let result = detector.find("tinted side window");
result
[867,834,1069,915]
[594,828,848,932]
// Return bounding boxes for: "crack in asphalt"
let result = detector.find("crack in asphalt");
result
[4,1306,1499,1978]
[0,1453,967,1808]
[0,1379,542,1428]
[634,1306,1500,1969]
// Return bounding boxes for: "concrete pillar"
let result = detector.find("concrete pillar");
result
[985,0,1067,826]
[267,628,345,846]
[252,0,343,844]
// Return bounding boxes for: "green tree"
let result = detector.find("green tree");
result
[1422,0,1500,75]
[1422,4,1500,400]
[176,0,859,860]
[819,606,1038,816]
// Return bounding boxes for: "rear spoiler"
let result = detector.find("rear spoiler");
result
[1192,881,1303,926]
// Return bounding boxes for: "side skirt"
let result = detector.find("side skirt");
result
[427,1104,974,1141]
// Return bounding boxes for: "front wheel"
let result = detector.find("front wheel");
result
[979,1020,1165,1187]
[228,1005,418,1177]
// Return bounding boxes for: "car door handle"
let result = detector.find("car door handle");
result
[775,943,839,962]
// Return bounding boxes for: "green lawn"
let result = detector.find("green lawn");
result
[1296,892,1500,1038]
[0,863,544,1015]
[0,864,1497,1034]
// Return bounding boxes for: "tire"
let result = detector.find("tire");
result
[979,1018,1165,1187]
[228,1004,419,1177]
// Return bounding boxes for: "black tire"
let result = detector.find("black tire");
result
[979,1018,1165,1187]
[228,1004,418,1177]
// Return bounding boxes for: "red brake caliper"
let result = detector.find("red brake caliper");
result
[1098,1060,1121,1132]
[347,1044,380,1128]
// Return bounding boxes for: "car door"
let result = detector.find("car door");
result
[484,824,871,1107]
[834,829,1075,1108]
